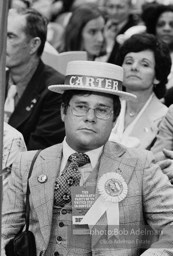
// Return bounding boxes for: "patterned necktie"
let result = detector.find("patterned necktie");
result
[54,152,90,207]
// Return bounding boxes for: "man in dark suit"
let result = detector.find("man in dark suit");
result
[102,0,139,63]
[5,8,65,150]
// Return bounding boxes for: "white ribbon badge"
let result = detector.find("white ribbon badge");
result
[81,172,128,237]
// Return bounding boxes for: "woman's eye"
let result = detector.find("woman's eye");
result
[141,62,149,67]
[124,60,133,65]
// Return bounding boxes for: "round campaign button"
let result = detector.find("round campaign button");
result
[105,178,123,197]
[37,174,48,183]
[98,172,128,203]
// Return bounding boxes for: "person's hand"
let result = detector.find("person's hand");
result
[157,148,173,182]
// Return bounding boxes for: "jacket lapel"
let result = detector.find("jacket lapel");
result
[9,61,45,128]
[29,144,63,246]
[91,142,137,248]
[96,142,137,192]
[130,95,167,149]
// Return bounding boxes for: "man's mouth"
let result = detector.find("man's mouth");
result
[127,75,141,79]
[79,128,96,133]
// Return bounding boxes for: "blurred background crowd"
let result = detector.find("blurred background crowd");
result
[8,0,173,61]
[4,0,173,186]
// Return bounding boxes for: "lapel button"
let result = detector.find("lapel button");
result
[144,127,149,133]
[37,174,48,183]
[32,98,37,103]
[26,106,31,111]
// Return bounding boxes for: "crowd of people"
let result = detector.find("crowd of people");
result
[2,0,173,255]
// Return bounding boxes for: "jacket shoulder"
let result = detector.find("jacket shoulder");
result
[42,62,64,83]
[105,141,154,166]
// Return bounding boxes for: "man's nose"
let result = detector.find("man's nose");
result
[111,6,119,15]
[85,108,97,122]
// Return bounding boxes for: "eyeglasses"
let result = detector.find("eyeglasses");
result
[69,103,113,120]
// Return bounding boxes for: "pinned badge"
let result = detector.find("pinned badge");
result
[144,127,149,133]
[26,98,37,111]
[98,172,128,203]
[81,172,128,233]
[37,174,48,183]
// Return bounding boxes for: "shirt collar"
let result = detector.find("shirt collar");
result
[62,137,103,169]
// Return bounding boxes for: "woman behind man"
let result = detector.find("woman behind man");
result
[59,3,106,60]
[142,3,173,105]
[109,33,171,150]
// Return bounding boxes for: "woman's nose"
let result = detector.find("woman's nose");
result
[163,23,172,31]
[130,61,139,71]
[97,31,104,43]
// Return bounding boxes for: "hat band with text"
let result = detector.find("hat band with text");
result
[65,75,122,91]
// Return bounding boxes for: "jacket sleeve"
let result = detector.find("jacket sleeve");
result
[1,151,36,255]
[151,105,173,161]
[141,151,173,255]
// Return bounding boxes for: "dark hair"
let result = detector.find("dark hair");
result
[115,33,172,99]
[142,3,173,35]
[23,0,31,8]
[61,90,121,122]
[61,3,105,56]
[17,8,48,56]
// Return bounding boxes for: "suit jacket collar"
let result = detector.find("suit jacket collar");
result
[130,94,167,149]
[91,142,137,247]
[98,141,136,184]
[117,15,138,35]
[8,60,45,127]
[29,143,63,245]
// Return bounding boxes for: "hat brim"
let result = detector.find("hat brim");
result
[48,84,137,101]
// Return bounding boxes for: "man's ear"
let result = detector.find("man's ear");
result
[112,119,117,129]
[30,37,41,55]
[61,104,65,122]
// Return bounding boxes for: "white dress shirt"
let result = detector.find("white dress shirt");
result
[60,138,103,185]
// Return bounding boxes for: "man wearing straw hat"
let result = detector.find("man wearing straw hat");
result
[2,60,173,256]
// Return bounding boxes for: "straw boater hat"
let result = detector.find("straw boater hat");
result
[48,61,136,101]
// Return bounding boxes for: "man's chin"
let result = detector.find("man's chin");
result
[76,137,98,151]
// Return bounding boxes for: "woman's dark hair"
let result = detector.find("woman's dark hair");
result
[142,3,173,35]
[60,3,105,56]
[23,0,31,8]
[61,90,121,122]
[115,33,172,99]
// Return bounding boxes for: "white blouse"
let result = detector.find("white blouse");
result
[109,93,154,148]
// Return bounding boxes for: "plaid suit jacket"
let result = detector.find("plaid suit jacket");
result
[2,141,173,256]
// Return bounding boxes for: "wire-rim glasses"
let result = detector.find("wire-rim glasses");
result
[69,103,113,120]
